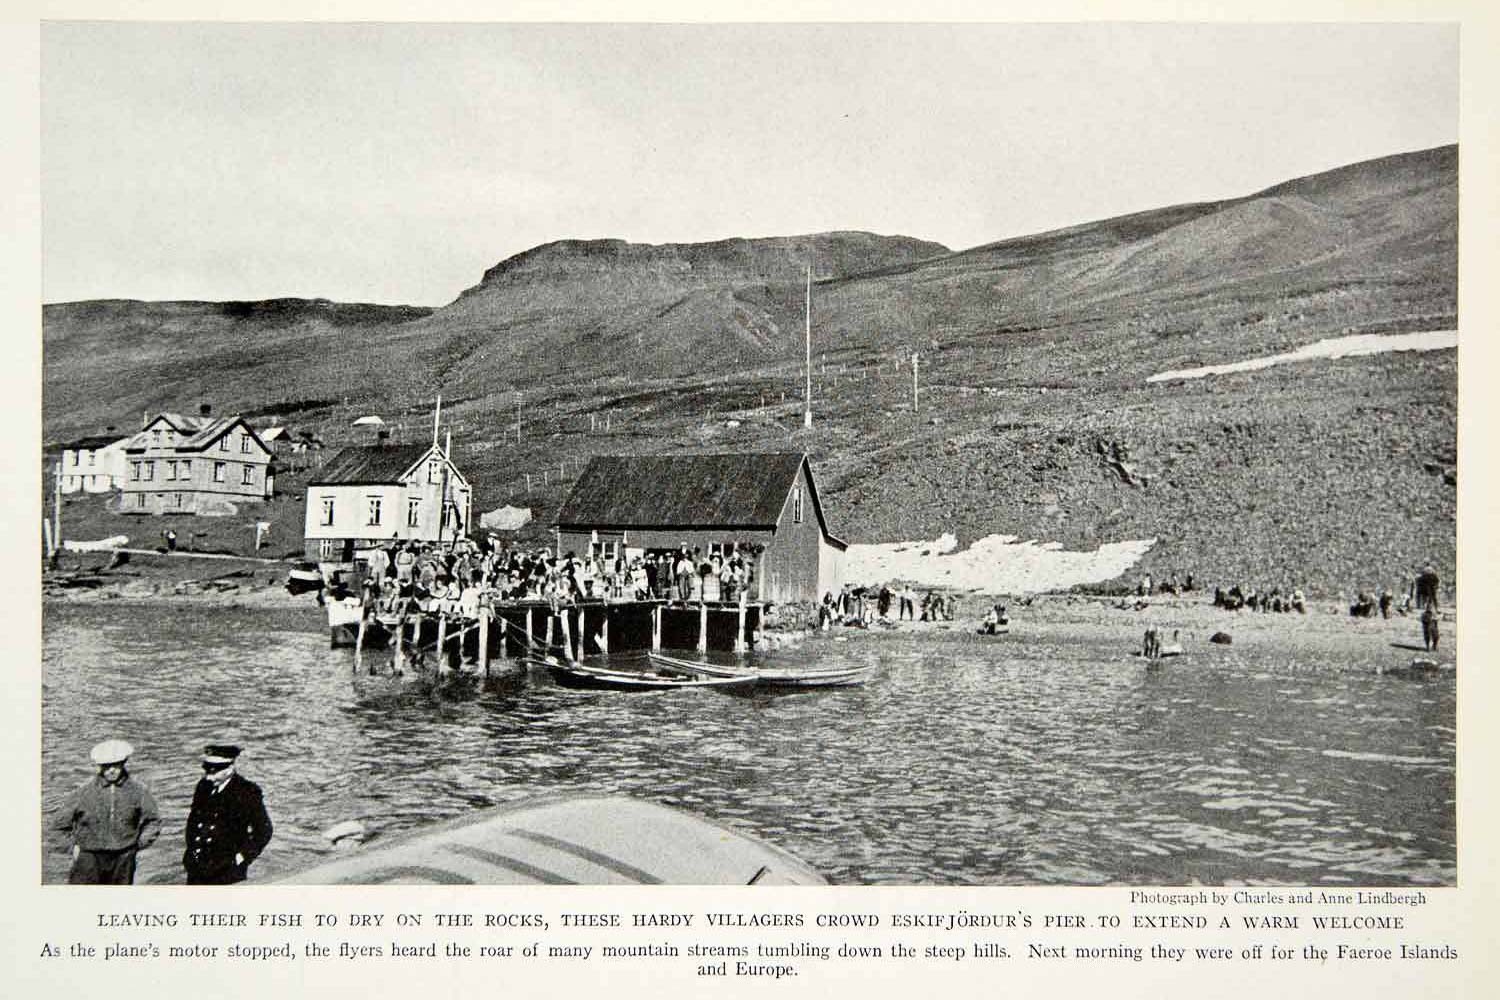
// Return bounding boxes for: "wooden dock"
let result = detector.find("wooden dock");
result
[341,598,763,676]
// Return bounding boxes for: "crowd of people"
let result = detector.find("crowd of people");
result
[1137,572,1195,596]
[817,583,967,628]
[1213,584,1308,614]
[326,537,762,620]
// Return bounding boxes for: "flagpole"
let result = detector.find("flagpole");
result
[804,263,812,429]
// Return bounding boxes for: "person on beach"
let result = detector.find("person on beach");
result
[980,607,1000,635]
[183,744,273,885]
[54,739,161,884]
[819,593,837,629]
[1379,588,1394,619]
[1422,606,1440,652]
[1416,563,1440,610]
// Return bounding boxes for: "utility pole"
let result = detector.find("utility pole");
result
[912,352,920,412]
[51,461,62,556]
[804,262,813,430]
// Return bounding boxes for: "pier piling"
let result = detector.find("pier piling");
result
[478,609,490,677]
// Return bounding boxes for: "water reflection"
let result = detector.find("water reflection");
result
[42,603,1455,886]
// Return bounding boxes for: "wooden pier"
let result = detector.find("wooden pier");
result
[342,598,763,676]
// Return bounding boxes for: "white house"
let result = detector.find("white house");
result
[303,441,472,563]
[58,434,132,493]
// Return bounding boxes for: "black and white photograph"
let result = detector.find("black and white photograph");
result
[36,17,1459,893]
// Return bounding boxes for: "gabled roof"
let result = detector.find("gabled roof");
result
[308,443,468,487]
[62,434,130,452]
[176,416,241,450]
[557,453,840,541]
[151,413,215,434]
[125,414,269,455]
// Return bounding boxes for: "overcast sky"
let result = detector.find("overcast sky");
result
[41,21,1457,306]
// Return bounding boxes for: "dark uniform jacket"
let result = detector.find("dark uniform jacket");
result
[183,773,273,882]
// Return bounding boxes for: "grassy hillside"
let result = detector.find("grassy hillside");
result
[42,146,1457,598]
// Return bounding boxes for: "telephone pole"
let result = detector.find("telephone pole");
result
[803,262,813,429]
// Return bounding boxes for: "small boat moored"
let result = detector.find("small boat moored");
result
[648,651,871,689]
[530,656,761,692]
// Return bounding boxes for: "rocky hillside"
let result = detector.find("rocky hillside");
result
[41,146,1457,598]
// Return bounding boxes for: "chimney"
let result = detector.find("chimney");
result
[199,403,213,418]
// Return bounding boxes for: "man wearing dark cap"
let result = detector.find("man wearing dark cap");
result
[183,744,273,885]
[53,739,161,884]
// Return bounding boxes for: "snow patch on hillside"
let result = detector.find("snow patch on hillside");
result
[1148,330,1456,383]
[845,533,1156,594]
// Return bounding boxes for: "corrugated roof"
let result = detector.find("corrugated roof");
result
[309,444,432,485]
[557,453,810,528]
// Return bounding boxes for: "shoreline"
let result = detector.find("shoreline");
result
[44,565,1457,676]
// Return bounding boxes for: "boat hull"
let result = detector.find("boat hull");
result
[539,658,760,692]
[278,793,827,885]
[648,652,870,688]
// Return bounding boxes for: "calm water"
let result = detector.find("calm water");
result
[41,602,1455,885]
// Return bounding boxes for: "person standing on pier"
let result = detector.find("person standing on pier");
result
[54,739,161,884]
[183,744,273,885]
[674,548,694,602]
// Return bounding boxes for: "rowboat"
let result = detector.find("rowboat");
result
[648,651,871,689]
[278,793,827,885]
[531,657,760,692]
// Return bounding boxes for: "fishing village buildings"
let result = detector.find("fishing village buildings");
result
[119,409,275,515]
[555,452,846,604]
[302,440,472,563]
[57,433,132,493]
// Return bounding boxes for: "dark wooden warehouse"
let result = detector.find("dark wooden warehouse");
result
[555,452,847,604]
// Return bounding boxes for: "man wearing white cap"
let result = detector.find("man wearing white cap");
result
[183,744,273,884]
[52,739,161,884]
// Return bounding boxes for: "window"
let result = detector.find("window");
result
[130,462,140,481]
[179,460,190,478]
[87,451,95,466]
[165,461,175,481]
[366,497,382,527]
[172,493,183,507]
[142,461,154,481]
[152,429,161,445]
[793,487,804,523]
[320,498,335,526]
[319,539,337,559]
[219,436,229,452]
[428,460,442,484]
[241,464,255,485]
[70,451,79,466]
[134,493,145,508]
[241,434,252,454]
[213,461,226,483]
[406,498,421,527]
